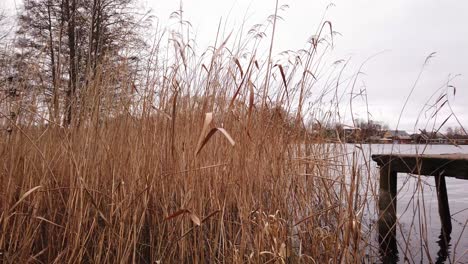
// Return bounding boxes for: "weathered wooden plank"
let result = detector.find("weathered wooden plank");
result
[371,154,468,179]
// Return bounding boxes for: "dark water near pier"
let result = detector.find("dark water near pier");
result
[363,144,468,263]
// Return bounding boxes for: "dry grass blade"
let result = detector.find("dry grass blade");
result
[195,112,214,155]
[216,128,235,146]
[275,64,288,89]
[215,31,232,54]
[35,216,65,229]
[201,210,220,223]
[303,70,317,80]
[166,209,190,220]
[196,128,236,155]
[189,212,201,226]
[229,58,254,108]
[166,209,201,226]
[195,113,235,155]
[234,58,244,78]
[275,64,290,102]
[175,210,221,242]
[247,80,255,132]
[9,186,42,212]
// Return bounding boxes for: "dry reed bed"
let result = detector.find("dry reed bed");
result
[0,11,381,263]
[0,110,377,263]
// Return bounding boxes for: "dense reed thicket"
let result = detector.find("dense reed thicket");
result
[0,109,379,263]
[0,3,405,263]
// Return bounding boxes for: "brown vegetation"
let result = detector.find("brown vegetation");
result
[0,2,382,262]
[1,1,465,263]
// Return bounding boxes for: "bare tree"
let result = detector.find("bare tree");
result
[14,0,149,126]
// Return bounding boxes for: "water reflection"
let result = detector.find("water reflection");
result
[379,230,399,263]
[435,229,451,264]
[379,227,452,263]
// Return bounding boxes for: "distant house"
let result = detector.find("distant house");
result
[454,138,468,145]
[383,130,412,144]
[412,131,450,144]
[369,135,382,143]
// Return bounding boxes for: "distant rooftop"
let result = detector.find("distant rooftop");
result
[385,130,410,137]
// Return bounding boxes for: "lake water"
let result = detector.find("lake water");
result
[364,144,468,263]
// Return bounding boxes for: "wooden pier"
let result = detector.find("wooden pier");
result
[371,153,468,263]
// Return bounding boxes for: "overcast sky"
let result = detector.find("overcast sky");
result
[2,0,467,132]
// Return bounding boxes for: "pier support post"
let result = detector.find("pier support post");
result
[434,174,452,235]
[378,164,398,262]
